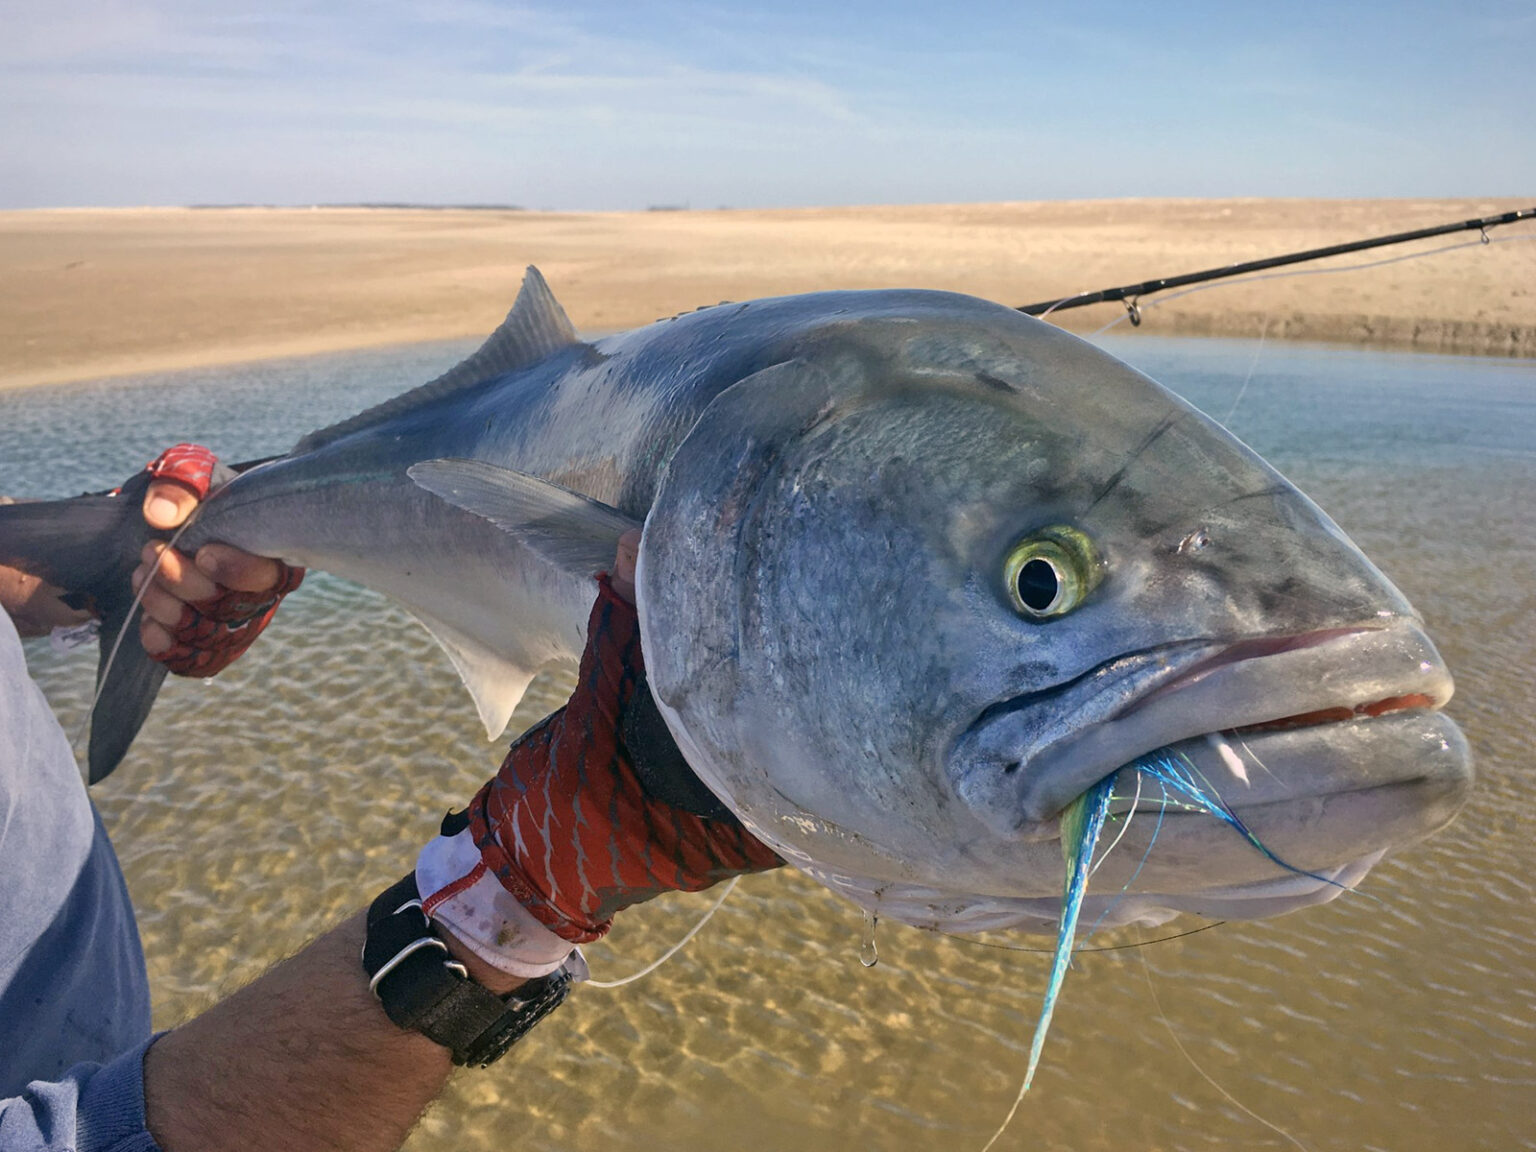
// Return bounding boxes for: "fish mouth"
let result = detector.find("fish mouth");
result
[948,620,1470,863]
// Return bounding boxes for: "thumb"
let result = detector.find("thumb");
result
[143,479,200,530]
[610,529,641,604]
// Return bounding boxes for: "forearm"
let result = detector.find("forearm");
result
[143,911,494,1152]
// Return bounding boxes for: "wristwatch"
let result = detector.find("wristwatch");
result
[362,872,575,1067]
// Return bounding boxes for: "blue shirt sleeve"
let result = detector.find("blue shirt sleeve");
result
[0,1037,163,1152]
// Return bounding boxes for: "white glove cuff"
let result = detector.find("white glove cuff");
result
[415,828,581,981]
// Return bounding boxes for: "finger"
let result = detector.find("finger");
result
[139,541,220,604]
[134,580,192,629]
[140,616,173,655]
[193,544,282,594]
[143,478,201,530]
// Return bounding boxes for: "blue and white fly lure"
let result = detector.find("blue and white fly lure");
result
[983,744,1362,1148]
[1132,749,1350,892]
[980,774,1116,1151]
[1024,775,1117,1093]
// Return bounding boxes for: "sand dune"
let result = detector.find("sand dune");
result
[1,197,1531,390]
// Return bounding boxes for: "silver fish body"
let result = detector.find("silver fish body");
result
[631,290,1468,931]
[9,271,1472,933]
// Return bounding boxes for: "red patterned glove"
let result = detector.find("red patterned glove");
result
[142,443,306,677]
[416,576,782,977]
[151,562,305,676]
[145,441,223,500]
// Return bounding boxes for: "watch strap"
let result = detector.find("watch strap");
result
[363,872,573,1066]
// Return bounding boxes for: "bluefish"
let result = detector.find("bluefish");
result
[0,270,1471,933]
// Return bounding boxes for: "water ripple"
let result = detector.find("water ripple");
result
[5,337,1533,1151]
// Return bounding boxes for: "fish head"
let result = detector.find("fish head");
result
[638,293,1471,933]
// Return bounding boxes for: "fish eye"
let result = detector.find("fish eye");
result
[1003,527,1101,619]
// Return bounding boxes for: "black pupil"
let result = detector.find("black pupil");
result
[1017,558,1060,612]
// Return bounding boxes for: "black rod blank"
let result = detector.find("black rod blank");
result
[1017,207,1536,317]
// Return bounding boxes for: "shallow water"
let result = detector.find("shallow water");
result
[3,334,1533,1152]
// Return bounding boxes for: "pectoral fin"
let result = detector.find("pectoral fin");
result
[409,459,642,579]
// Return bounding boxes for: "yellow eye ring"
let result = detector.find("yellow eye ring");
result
[1003,527,1101,619]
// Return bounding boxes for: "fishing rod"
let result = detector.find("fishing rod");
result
[1017,206,1536,324]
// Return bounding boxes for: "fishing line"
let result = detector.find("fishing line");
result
[1079,779,1171,943]
[1138,946,1311,1152]
[1089,770,1141,878]
[939,760,1256,958]
[584,874,740,989]
[1221,315,1269,427]
[940,918,1227,954]
[1237,736,1281,785]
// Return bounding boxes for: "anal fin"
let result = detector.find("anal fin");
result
[411,612,538,739]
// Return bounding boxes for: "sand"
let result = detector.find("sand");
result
[1,197,1531,390]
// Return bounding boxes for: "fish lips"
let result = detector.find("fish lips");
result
[948,621,1463,837]
[1102,711,1469,888]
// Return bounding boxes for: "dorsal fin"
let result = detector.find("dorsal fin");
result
[292,267,582,453]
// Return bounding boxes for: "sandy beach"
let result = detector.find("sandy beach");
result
[1,197,1531,390]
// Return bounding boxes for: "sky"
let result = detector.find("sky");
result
[2,0,1532,210]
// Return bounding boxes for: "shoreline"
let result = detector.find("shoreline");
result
[3,197,1531,391]
[5,311,1531,397]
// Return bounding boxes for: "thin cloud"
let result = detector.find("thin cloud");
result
[1,0,1531,209]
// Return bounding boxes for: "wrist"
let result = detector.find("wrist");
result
[436,925,527,996]
[415,823,585,976]
[364,873,578,1067]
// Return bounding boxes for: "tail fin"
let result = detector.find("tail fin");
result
[0,473,167,783]
[87,603,169,784]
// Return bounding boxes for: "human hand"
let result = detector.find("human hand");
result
[130,443,304,676]
[416,529,781,983]
[0,502,93,635]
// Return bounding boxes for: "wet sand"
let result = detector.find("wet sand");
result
[1,197,1532,390]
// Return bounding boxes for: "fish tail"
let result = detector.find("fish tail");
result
[0,474,168,782]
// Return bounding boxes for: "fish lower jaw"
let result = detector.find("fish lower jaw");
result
[1103,703,1467,811]
[1087,712,1472,891]
[1069,694,1437,823]
[1101,692,1447,808]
